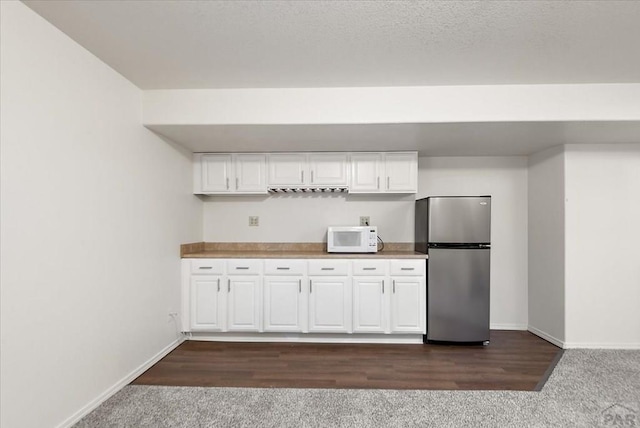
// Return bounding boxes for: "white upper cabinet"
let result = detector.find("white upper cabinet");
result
[194,153,267,194]
[200,154,233,193]
[235,154,267,193]
[268,153,349,188]
[385,152,418,193]
[195,151,416,194]
[267,153,308,186]
[308,153,349,186]
[350,152,417,194]
[350,153,383,193]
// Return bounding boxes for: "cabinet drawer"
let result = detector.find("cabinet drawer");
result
[389,260,425,276]
[191,259,225,275]
[226,259,262,275]
[308,260,349,276]
[352,260,388,276]
[264,259,306,275]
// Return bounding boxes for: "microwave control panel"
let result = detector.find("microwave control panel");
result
[368,228,378,250]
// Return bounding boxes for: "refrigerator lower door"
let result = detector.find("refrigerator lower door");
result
[427,247,490,342]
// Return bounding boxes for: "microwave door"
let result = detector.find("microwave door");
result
[334,231,361,248]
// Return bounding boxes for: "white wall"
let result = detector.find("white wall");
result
[527,146,566,346]
[203,193,415,243]
[417,157,529,330]
[564,144,640,348]
[0,3,202,428]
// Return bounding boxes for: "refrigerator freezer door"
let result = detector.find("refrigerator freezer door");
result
[428,197,491,244]
[427,248,490,342]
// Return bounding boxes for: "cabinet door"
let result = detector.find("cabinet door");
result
[308,277,351,333]
[267,153,307,186]
[190,277,224,331]
[235,154,267,193]
[384,152,417,193]
[350,153,383,193]
[227,276,261,331]
[352,277,387,333]
[201,154,233,192]
[263,276,305,332]
[390,276,426,333]
[309,153,349,186]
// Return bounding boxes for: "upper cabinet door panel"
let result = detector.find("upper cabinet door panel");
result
[268,154,308,186]
[385,152,417,193]
[201,154,233,192]
[350,153,383,193]
[308,153,349,186]
[235,154,267,193]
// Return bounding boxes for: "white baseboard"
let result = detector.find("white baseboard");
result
[490,323,527,331]
[187,332,424,344]
[528,326,565,348]
[562,342,640,349]
[55,336,185,428]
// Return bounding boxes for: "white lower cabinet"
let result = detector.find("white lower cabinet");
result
[352,277,387,333]
[390,276,426,333]
[190,276,224,331]
[263,276,306,332]
[183,258,425,339]
[227,276,261,331]
[308,276,352,333]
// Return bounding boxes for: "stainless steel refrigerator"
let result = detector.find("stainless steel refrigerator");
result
[415,196,491,344]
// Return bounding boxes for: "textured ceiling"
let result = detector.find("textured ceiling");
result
[24,0,640,89]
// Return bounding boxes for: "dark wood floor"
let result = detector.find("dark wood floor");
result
[132,331,561,391]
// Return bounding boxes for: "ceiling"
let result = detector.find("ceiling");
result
[24,0,640,89]
[23,1,640,155]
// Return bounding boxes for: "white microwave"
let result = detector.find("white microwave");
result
[327,226,378,253]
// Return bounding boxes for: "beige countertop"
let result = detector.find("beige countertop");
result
[181,242,428,260]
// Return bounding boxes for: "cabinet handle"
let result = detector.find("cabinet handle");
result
[393,279,396,293]
[217,278,220,292]
[226,177,229,190]
[387,176,390,189]
[377,176,380,190]
[228,279,231,292]
[310,279,312,293]
[235,267,249,270]
[235,177,239,189]
[301,171,304,182]
[400,267,415,271]
[320,267,334,271]
[363,267,376,271]
[277,267,290,270]
[382,280,385,294]
[198,266,213,270]
[299,279,302,293]
[311,170,314,183]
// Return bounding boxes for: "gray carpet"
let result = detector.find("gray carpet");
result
[75,350,640,427]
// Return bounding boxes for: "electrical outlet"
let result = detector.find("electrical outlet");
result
[249,216,259,227]
[360,216,370,226]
